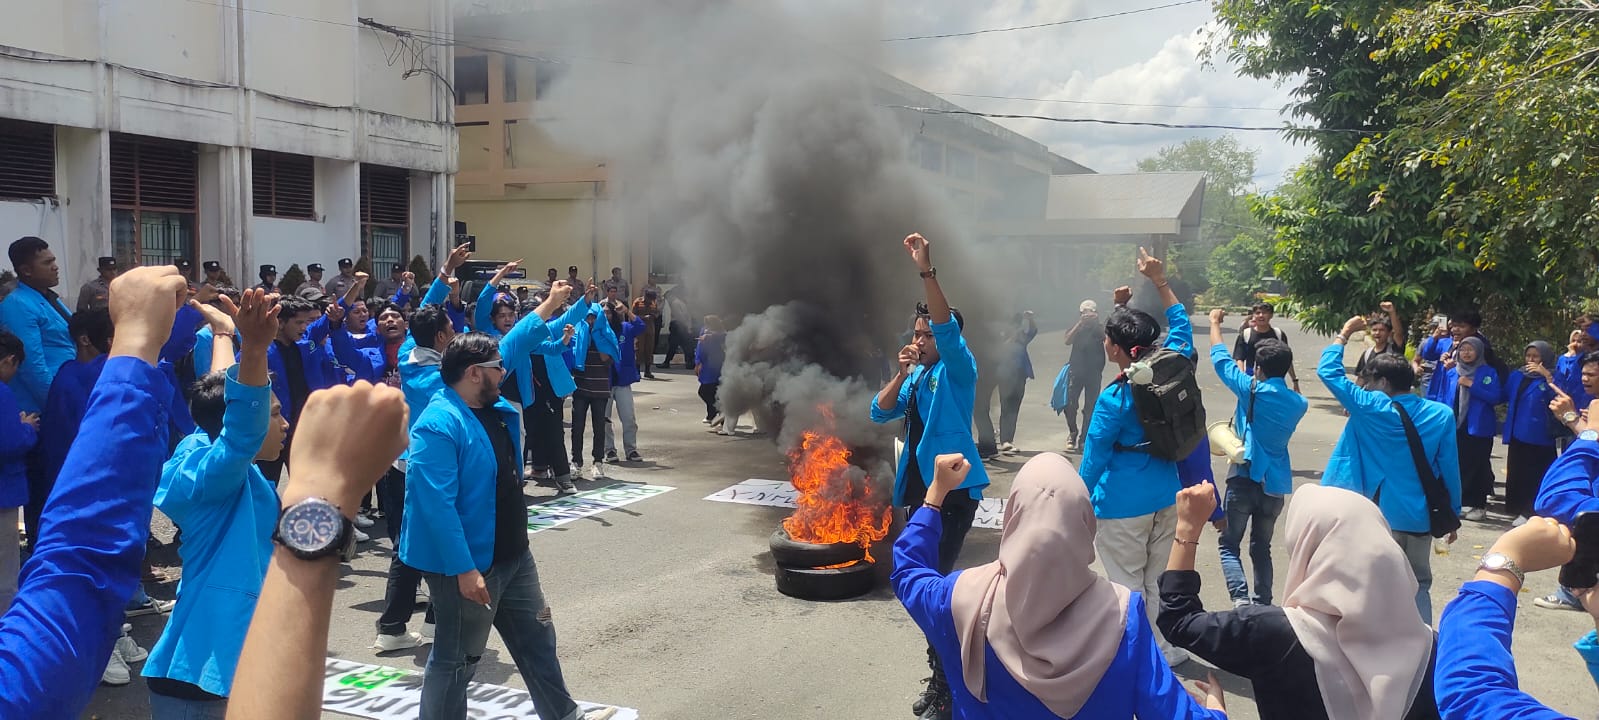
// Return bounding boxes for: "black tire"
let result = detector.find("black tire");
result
[774,560,876,601]
[769,528,866,567]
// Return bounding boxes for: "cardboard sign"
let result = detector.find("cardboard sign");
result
[322,658,637,719]
[527,483,674,535]
[706,479,1006,529]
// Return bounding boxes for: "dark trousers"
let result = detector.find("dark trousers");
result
[1505,440,1557,517]
[636,321,658,377]
[570,393,610,463]
[900,491,979,680]
[663,321,692,368]
[1459,429,1496,508]
[698,383,720,422]
[22,455,49,546]
[376,467,433,635]
[973,375,998,455]
[997,374,1027,444]
[528,398,571,481]
[1064,367,1102,440]
[522,402,538,467]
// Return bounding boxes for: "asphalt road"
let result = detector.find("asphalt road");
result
[82,316,1597,719]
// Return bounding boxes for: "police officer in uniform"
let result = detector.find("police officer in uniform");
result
[76,256,117,312]
[325,257,357,299]
[256,264,278,293]
[297,263,327,300]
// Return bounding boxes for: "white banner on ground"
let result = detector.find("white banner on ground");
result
[706,479,1007,529]
[322,658,638,719]
[527,483,674,535]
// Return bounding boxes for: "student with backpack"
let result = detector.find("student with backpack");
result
[1234,302,1300,393]
[1079,246,1201,668]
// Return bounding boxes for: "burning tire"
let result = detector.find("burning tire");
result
[768,528,866,568]
[774,560,876,601]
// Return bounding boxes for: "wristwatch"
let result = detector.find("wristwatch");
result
[1564,410,1581,425]
[919,268,937,279]
[1478,552,1526,585]
[1582,429,1599,442]
[271,497,354,561]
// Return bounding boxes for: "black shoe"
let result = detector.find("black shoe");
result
[604,450,620,463]
[917,695,951,720]
[911,676,940,716]
[626,450,643,463]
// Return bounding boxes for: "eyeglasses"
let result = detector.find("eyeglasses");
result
[473,358,504,371]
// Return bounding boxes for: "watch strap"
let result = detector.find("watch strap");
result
[272,498,355,561]
[1480,553,1526,585]
[919,268,936,279]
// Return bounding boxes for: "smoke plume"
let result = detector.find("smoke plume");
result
[529,0,998,469]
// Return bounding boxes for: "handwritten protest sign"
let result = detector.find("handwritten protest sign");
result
[526,483,674,535]
[322,658,638,719]
[706,479,1006,529]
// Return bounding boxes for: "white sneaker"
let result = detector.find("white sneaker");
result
[101,652,131,686]
[115,630,148,664]
[1512,515,1531,527]
[354,528,372,543]
[354,513,375,529]
[998,442,1017,454]
[1463,507,1487,522]
[717,427,733,436]
[373,631,429,653]
[584,708,619,720]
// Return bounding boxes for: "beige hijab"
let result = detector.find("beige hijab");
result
[951,453,1130,717]
[1280,485,1433,720]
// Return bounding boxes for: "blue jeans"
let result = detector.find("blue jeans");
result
[420,550,580,720]
[1217,476,1283,605]
[149,693,228,720]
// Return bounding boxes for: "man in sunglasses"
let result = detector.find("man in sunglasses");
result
[870,233,990,720]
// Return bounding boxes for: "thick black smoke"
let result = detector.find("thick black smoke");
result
[532,1,997,465]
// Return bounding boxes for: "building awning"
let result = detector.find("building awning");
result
[983,171,1206,244]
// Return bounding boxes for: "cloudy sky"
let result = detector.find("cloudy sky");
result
[864,0,1310,190]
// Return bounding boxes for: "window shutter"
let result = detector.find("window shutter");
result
[253,150,315,218]
[0,120,55,200]
[361,165,410,226]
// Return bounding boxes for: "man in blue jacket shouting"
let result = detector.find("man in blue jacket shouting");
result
[871,232,989,720]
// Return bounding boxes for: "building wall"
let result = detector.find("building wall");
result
[0,0,458,307]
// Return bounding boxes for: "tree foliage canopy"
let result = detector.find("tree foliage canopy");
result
[1136,136,1265,295]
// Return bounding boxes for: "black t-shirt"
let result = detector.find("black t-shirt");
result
[1069,319,1107,370]
[1354,342,1406,378]
[1233,326,1289,373]
[275,338,310,420]
[901,371,929,508]
[472,406,528,566]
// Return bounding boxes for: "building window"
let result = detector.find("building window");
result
[534,60,566,99]
[455,55,489,105]
[0,120,55,200]
[110,134,197,271]
[946,146,975,181]
[914,137,943,173]
[360,164,409,274]
[251,150,315,219]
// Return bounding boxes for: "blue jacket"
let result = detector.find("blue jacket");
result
[870,317,991,506]
[1421,336,1455,400]
[1434,365,1505,438]
[0,358,171,718]
[0,283,74,413]
[1318,343,1462,534]
[1210,343,1307,496]
[892,508,1226,720]
[695,332,726,385]
[265,333,340,422]
[569,306,621,372]
[1503,370,1558,446]
[160,303,204,368]
[1557,353,1593,411]
[1576,630,1599,694]
[1534,438,1599,523]
[143,366,277,697]
[1437,581,1575,719]
[1078,304,1194,519]
[612,317,646,386]
[999,325,1037,381]
[0,381,36,508]
[37,356,191,495]
[401,388,524,576]
[476,286,585,405]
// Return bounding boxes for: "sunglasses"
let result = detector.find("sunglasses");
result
[473,358,504,371]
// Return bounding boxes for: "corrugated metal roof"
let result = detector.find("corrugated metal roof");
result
[1046,172,1205,221]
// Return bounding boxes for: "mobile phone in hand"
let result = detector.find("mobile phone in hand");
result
[1559,511,1599,589]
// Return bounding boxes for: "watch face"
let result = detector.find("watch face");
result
[1483,554,1508,571]
[280,499,344,552]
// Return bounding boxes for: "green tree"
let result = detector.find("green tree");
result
[1135,136,1263,291]
[279,264,306,296]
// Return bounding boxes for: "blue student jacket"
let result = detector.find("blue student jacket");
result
[695,332,726,385]
[0,359,171,718]
[1317,343,1462,534]
[265,332,340,421]
[37,357,190,496]
[1435,365,1505,438]
[1577,631,1599,693]
[0,381,36,508]
[1503,370,1558,446]
[569,306,621,372]
[870,317,990,506]
[160,303,204,368]
[892,508,1226,720]
[612,318,646,387]
[1078,304,1194,519]
[143,366,276,697]
[1436,581,1579,719]
[1421,336,1456,400]
[1534,438,1599,524]
[1210,343,1308,496]
[0,283,73,413]
[475,286,586,405]
[1557,353,1593,411]
[400,388,524,576]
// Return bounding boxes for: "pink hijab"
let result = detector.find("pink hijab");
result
[951,453,1130,717]
[1280,485,1433,720]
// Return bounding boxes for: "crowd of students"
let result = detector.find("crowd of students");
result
[881,232,1599,719]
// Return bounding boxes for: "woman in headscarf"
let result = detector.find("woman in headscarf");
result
[892,452,1226,719]
[1157,482,1439,720]
[1437,336,1506,521]
[1503,341,1561,526]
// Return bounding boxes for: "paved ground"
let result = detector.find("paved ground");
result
[82,316,1597,719]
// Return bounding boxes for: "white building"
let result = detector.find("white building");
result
[0,0,456,305]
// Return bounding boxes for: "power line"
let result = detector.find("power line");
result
[884,105,1375,134]
[881,0,1205,42]
[931,90,1283,112]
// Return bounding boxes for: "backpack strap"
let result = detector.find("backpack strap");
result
[1392,401,1461,538]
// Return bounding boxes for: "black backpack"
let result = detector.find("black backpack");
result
[1115,347,1206,461]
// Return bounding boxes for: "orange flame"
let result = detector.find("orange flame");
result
[781,409,892,563]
